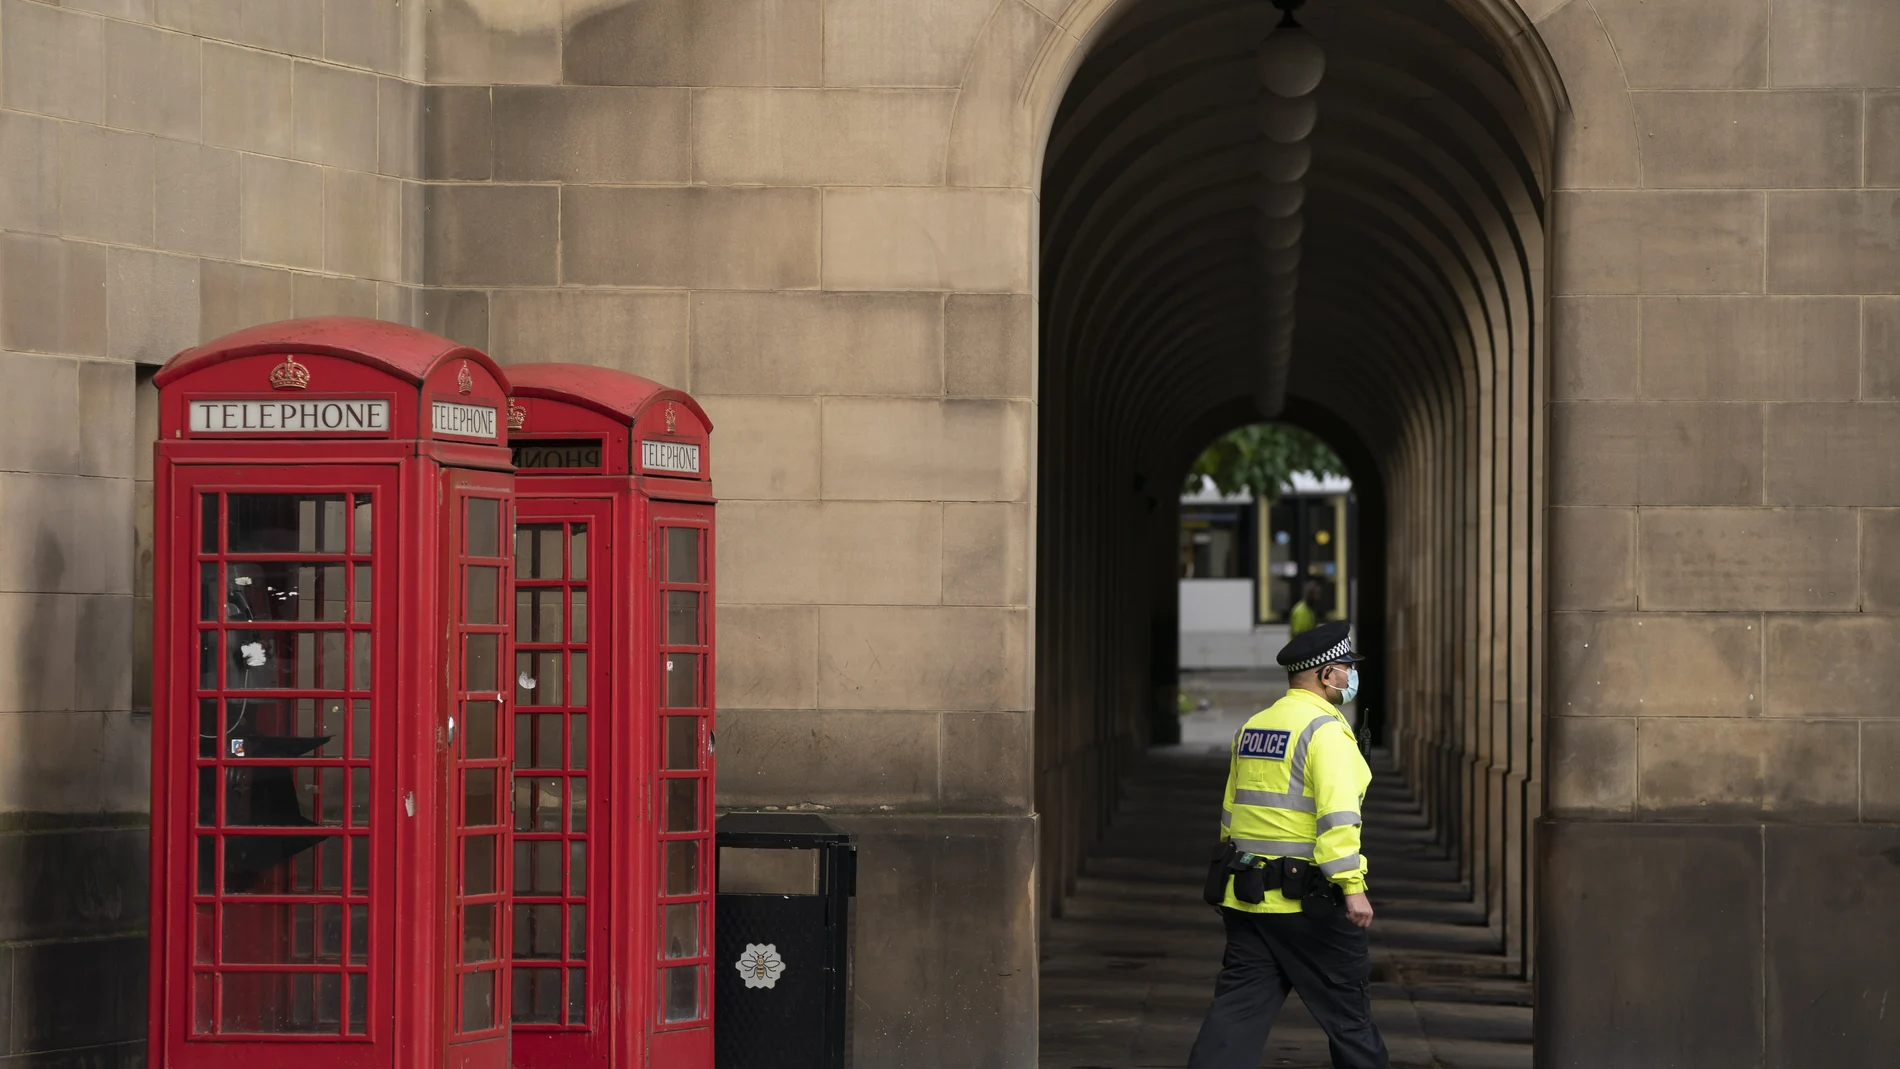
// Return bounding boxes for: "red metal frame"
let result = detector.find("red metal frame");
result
[151,318,516,1069]
[505,364,716,1069]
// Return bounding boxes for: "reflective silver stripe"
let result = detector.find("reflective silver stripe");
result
[1231,788,1317,812]
[1317,853,1363,876]
[1221,809,1234,826]
[1232,838,1314,858]
[1285,713,1334,796]
[1315,810,1362,832]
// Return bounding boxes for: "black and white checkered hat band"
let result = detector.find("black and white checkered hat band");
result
[1287,637,1354,673]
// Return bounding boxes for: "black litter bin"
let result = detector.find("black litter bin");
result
[715,813,856,1069]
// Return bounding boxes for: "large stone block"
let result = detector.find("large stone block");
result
[1632,90,1859,188]
[1768,0,1900,86]
[324,167,402,281]
[1637,717,1857,820]
[493,86,690,183]
[819,397,1029,502]
[0,594,78,713]
[823,188,1032,292]
[422,85,492,180]
[77,359,134,480]
[1545,715,1635,817]
[693,87,954,185]
[1767,191,1900,294]
[377,76,422,179]
[1537,1,1639,189]
[0,353,81,477]
[696,396,820,500]
[1547,507,1634,610]
[1,0,104,123]
[1870,92,1900,188]
[0,111,61,235]
[821,0,994,87]
[691,291,941,396]
[240,154,324,269]
[293,60,380,171]
[1639,296,1859,400]
[1762,614,1900,717]
[201,40,295,157]
[942,503,1028,606]
[0,828,147,943]
[1553,191,1763,295]
[10,935,146,1050]
[291,273,378,319]
[1590,0,1768,88]
[1764,826,1900,1065]
[829,814,1037,1067]
[1549,401,1760,505]
[1537,822,1762,1066]
[423,184,558,287]
[0,233,107,358]
[105,247,199,363]
[817,605,1027,711]
[1637,508,1856,611]
[154,140,240,258]
[1867,298,1900,399]
[488,289,688,383]
[1864,509,1900,611]
[0,473,133,595]
[716,709,938,808]
[715,604,818,710]
[1550,296,1638,401]
[1865,722,1900,820]
[324,0,402,75]
[0,710,101,812]
[944,0,1050,188]
[718,500,942,605]
[939,711,1031,812]
[58,124,154,247]
[944,293,1032,397]
[421,289,487,350]
[105,19,200,141]
[564,0,823,87]
[1763,402,1900,505]
[1551,612,1760,717]
[198,259,294,341]
[425,0,558,84]
[74,595,132,712]
[562,186,820,289]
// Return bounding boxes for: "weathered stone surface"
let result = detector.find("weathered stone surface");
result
[1764,826,1900,1064]
[377,76,422,179]
[0,354,81,477]
[1,0,104,123]
[154,140,240,258]
[821,0,995,87]
[715,604,818,710]
[1767,191,1900,294]
[239,154,324,270]
[488,289,688,384]
[939,711,1031,811]
[105,19,200,141]
[293,60,380,171]
[1632,90,1859,188]
[823,188,1032,292]
[323,168,402,281]
[562,187,820,289]
[1538,0,1639,189]
[422,85,492,180]
[1553,191,1763,295]
[58,125,154,247]
[1546,716,1634,817]
[719,501,942,605]
[1864,722,1900,820]
[1638,717,1858,820]
[421,289,487,351]
[1549,401,1760,505]
[944,0,1050,188]
[1551,612,1760,717]
[1763,403,1900,505]
[717,709,937,808]
[1550,296,1638,401]
[1768,0,1900,86]
[942,503,1028,606]
[691,291,941,396]
[105,248,198,363]
[494,86,690,183]
[1870,92,1900,188]
[1640,296,1860,401]
[199,260,294,341]
[1863,509,1900,612]
[0,234,107,358]
[201,41,295,156]
[817,605,1027,711]
[1637,508,1857,611]
[0,111,61,236]
[291,273,377,319]
[945,294,1033,397]
[1763,614,1900,717]
[696,396,821,500]
[0,594,78,712]
[424,185,558,287]
[564,0,823,87]
[425,0,559,85]
[1590,0,1768,88]
[1548,507,1633,610]
[694,87,954,186]
[1866,298,1900,399]
[820,398,1029,502]
[324,0,403,75]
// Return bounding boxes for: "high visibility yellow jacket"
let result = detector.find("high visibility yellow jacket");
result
[1217,687,1370,912]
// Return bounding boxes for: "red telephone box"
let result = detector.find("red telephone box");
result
[149,318,519,1068]
[502,364,715,1069]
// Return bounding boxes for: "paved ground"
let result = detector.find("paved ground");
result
[1039,671,1532,1068]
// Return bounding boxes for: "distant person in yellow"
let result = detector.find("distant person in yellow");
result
[1287,580,1325,636]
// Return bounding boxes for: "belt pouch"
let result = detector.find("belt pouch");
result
[1203,842,1236,906]
[1233,862,1267,904]
[1279,858,1309,900]
[1299,877,1341,918]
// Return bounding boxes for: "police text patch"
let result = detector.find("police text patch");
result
[1238,728,1292,760]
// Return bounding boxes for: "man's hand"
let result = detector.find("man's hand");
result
[1345,892,1374,929]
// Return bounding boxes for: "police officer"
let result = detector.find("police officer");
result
[1187,620,1391,1069]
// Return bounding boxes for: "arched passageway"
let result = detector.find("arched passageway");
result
[1034,0,1555,1009]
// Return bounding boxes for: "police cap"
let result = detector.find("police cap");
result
[1277,619,1366,673]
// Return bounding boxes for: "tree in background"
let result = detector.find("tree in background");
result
[1184,423,1346,501]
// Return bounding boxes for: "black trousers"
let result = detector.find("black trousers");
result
[1186,906,1392,1069]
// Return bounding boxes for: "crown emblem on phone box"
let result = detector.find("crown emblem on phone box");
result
[507,400,527,430]
[268,356,311,390]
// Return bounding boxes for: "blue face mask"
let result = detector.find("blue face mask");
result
[1328,667,1360,705]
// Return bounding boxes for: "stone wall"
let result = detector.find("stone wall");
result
[1537,0,1900,1062]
